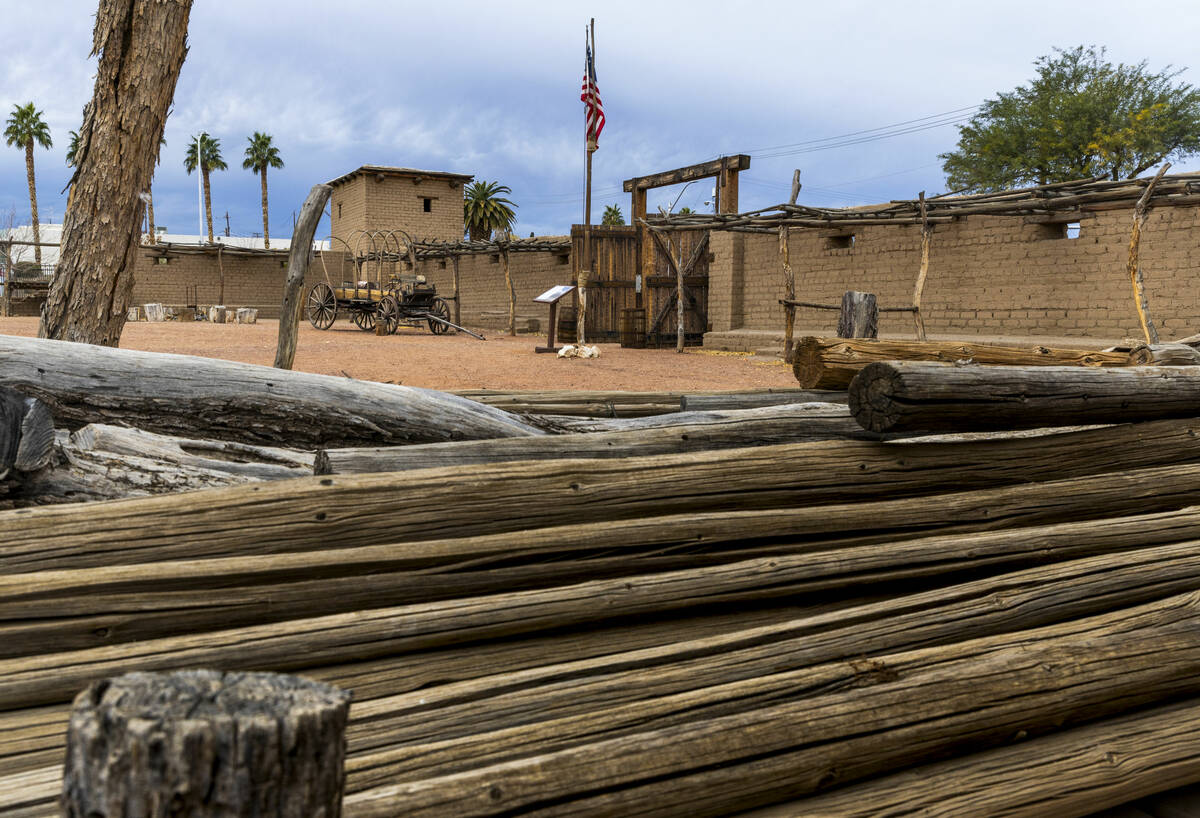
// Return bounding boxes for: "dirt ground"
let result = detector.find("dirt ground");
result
[0,317,795,392]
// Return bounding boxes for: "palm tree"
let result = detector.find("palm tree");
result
[242,132,284,249]
[601,204,624,225]
[184,132,227,243]
[4,103,52,265]
[463,181,517,241]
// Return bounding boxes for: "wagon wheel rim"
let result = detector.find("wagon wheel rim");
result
[378,295,400,335]
[352,306,377,332]
[428,297,452,334]
[306,282,338,330]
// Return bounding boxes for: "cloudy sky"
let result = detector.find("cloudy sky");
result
[3,0,1200,240]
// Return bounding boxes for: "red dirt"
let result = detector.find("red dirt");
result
[0,318,795,392]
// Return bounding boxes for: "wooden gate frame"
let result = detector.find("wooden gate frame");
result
[622,156,749,349]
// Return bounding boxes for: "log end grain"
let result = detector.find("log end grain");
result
[848,362,906,433]
[62,670,351,818]
[793,337,858,391]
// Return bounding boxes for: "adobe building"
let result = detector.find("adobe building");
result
[327,165,474,248]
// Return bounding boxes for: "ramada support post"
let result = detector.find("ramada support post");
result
[913,191,931,341]
[1128,163,1169,345]
[275,183,332,370]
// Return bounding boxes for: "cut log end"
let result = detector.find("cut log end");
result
[63,670,351,817]
[848,362,907,433]
[793,337,853,390]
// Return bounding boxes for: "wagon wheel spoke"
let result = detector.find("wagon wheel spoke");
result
[306,283,338,330]
[352,306,376,332]
[378,295,400,335]
[428,297,453,335]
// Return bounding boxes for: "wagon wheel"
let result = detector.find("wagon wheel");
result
[306,282,338,330]
[378,295,401,335]
[352,305,376,332]
[428,297,453,335]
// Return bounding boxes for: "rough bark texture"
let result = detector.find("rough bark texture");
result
[275,184,332,369]
[62,670,350,818]
[146,188,155,244]
[39,0,192,346]
[0,334,542,447]
[203,166,214,243]
[24,144,40,266]
[849,361,1200,433]
[260,166,270,249]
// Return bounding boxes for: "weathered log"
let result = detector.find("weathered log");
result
[62,671,350,817]
[679,391,846,411]
[0,335,542,447]
[343,591,1200,817]
[0,388,53,481]
[11,495,1200,660]
[311,544,1200,785]
[319,404,871,473]
[1126,342,1200,366]
[793,336,1135,390]
[275,184,333,369]
[5,420,1200,575]
[740,698,1200,817]
[850,362,1200,434]
[837,291,878,339]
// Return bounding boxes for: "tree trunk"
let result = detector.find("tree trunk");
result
[62,670,350,818]
[261,166,270,249]
[275,184,332,369]
[24,144,40,267]
[794,336,1137,390]
[203,166,214,243]
[39,0,192,346]
[849,361,1200,434]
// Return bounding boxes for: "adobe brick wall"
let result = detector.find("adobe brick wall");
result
[129,247,570,326]
[710,205,1200,342]
[330,172,466,246]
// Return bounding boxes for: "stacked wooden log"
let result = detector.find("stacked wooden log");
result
[5,336,1200,815]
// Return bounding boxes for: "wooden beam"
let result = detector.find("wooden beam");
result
[848,361,1200,434]
[623,155,751,192]
[1022,210,1086,224]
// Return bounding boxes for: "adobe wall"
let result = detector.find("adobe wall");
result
[330,173,466,246]
[128,247,571,326]
[709,204,1200,343]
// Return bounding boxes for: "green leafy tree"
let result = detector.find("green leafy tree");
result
[677,206,695,216]
[942,46,1200,191]
[601,204,624,225]
[242,132,284,249]
[4,103,52,264]
[464,181,517,241]
[184,132,228,243]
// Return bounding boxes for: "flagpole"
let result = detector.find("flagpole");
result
[579,18,596,346]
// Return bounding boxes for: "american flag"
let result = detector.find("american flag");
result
[581,40,605,147]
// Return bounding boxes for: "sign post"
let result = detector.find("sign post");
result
[533,284,576,353]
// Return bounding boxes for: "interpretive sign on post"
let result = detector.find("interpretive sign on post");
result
[534,285,576,353]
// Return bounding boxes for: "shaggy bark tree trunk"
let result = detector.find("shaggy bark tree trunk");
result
[260,166,270,249]
[24,143,40,266]
[39,0,192,346]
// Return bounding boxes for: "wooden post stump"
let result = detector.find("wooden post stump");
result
[62,670,351,817]
[837,291,878,339]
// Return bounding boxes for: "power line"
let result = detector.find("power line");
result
[754,114,975,160]
[740,106,979,155]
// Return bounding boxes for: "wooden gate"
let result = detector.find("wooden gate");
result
[646,229,709,347]
[569,224,709,345]
[570,224,639,343]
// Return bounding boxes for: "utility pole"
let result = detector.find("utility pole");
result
[224,211,231,237]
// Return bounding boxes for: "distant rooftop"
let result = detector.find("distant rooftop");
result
[327,165,475,188]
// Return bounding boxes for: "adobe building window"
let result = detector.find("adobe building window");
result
[1065,221,1081,239]
[337,202,342,218]
[423,198,432,213]
[825,234,855,251]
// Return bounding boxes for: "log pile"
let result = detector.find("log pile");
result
[5,337,1200,815]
